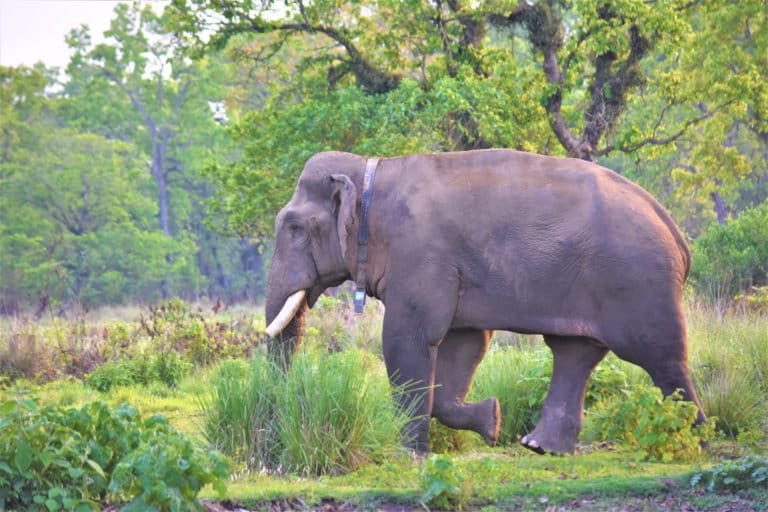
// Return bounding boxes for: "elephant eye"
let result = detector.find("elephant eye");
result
[288,223,305,238]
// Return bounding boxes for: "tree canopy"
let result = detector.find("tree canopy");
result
[168,0,767,236]
[1,0,766,311]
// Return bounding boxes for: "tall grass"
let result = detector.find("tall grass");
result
[686,304,768,436]
[201,358,281,468]
[469,347,552,444]
[201,348,408,476]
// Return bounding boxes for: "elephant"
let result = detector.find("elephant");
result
[264,149,706,455]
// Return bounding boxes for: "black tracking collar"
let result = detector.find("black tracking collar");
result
[354,157,380,313]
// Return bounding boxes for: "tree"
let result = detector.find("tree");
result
[66,3,222,236]
[169,0,767,240]
[0,86,200,312]
[60,3,265,302]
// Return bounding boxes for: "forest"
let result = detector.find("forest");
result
[1,0,767,313]
[1,1,767,511]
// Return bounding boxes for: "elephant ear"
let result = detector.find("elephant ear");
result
[329,174,357,260]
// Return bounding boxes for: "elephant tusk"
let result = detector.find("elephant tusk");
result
[265,290,306,337]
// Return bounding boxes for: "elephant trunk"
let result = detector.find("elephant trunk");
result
[265,262,308,369]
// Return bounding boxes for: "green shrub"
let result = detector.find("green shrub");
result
[85,351,191,392]
[420,455,471,510]
[584,355,632,407]
[588,386,715,461]
[85,361,135,392]
[0,396,228,511]
[201,349,408,476]
[690,455,768,491]
[692,201,768,299]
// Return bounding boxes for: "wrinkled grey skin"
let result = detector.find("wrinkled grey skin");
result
[265,149,705,455]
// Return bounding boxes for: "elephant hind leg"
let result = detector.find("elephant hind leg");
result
[432,328,500,445]
[522,335,608,455]
[608,317,706,425]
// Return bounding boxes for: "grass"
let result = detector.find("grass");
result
[686,302,768,437]
[201,348,409,476]
[205,447,722,508]
[1,298,767,510]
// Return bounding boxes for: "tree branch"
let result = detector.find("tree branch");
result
[596,102,732,156]
[232,13,399,94]
[101,68,155,132]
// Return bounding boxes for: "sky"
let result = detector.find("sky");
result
[0,0,138,70]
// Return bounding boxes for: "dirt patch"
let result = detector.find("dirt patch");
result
[202,491,767,512]
[550,493,765,512]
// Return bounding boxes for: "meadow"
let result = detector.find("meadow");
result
[1,295,766,511]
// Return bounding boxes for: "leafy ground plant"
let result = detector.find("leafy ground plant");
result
[419,455,471,510]
[85,350,192,391]
[690,454,768,492]
[588,386,715,462]
[0,395,229,511]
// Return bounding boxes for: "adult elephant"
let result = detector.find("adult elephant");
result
[264,149,705,455]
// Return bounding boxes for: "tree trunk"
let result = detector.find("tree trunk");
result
[152,131,171,235]
[710,190,729,225]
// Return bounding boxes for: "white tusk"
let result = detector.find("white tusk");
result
[265,290,306,337]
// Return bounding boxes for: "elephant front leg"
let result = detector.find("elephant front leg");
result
[522,335,608,454]
[382,331,437,454]
[381,276,458,454]
[432,328,500,445]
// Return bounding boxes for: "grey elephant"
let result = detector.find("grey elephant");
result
[264,149,705,455]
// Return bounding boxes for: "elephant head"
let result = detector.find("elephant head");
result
[264,152,366,366]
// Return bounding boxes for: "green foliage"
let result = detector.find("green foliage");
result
[172,0,768,253]
[1,2,262,313]
[0,396,228,511]
[590,387,715,462]
[201,349,408,476]
[85,352,192,392]
[692,201,768,298]
[419,455,470,510]
[207,73,550,238]
[106,414,229,512]
[690,455,768,492]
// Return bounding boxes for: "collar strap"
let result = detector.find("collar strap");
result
[353,157,380,313]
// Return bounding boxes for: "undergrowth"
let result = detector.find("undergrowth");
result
[0,395,229,511]
[201,349,409,476]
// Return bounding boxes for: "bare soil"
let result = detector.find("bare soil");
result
[202,491,767,512]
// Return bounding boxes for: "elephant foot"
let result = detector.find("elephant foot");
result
[482,397,501,446]
[520,423,577,455]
